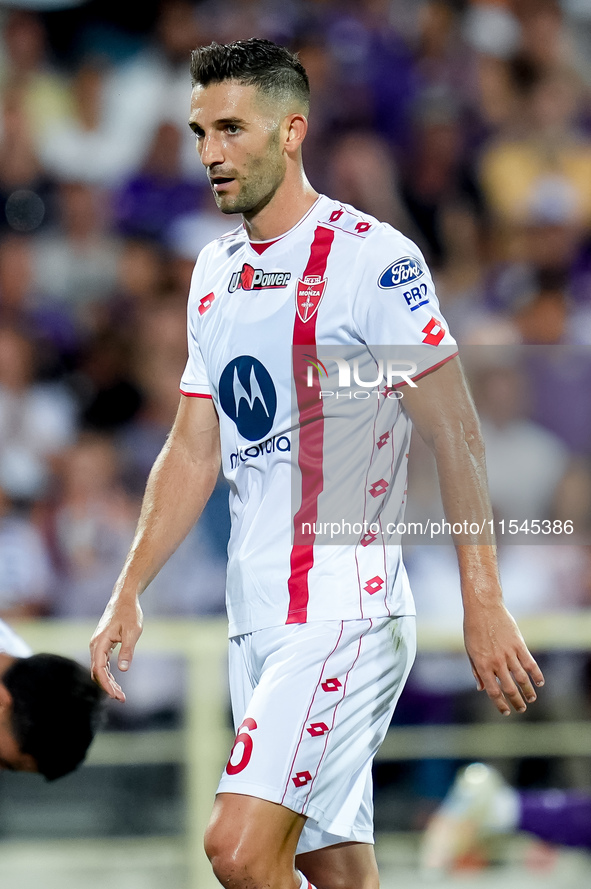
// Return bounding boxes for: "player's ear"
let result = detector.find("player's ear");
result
[283,112,308,154]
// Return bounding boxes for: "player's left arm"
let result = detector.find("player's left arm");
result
[402,355,545,716]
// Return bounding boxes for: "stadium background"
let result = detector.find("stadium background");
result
[0,0,590,886]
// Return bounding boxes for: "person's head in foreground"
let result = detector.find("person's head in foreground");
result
[0,653,104,778]
[188,38,311,217]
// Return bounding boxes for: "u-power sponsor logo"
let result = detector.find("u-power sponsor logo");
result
[229,263,291,293]
[378,256,424,289]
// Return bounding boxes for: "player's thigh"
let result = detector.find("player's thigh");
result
[205,792,306,874]
[296,841,379,889]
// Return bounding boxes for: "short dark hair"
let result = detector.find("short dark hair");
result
[190,38,310,112]
[4,654,105,781]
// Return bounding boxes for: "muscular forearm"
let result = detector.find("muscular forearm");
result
[428,414,502,606]
[90,395,221,699]
[402,357,544,712]
[430,416,493,537]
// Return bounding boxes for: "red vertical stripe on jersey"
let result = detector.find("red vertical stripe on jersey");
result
[287,225,335,624]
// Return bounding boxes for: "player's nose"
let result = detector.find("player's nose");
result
[199,132,224,167]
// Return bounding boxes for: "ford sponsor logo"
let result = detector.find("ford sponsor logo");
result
[378,256,425,289]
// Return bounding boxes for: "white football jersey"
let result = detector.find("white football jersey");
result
[181,195,457,637]
[0,618,32,657]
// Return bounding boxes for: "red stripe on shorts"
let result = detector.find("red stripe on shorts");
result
[287,225,335,624]
[280,622,344,805]
[302,619,372,810]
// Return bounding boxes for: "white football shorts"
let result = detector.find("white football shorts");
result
[217,615,416,854]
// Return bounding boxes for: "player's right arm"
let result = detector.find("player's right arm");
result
[90,393,220,700]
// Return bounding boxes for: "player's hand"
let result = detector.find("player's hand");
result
[463,601,544,716]
[90,595,143,701]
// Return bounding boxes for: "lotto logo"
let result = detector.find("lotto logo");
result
[328,208,372,235]
[422,317,446,346]
[198,292,215,315]
[364,576,384,595]
[360,531,378,547]
[377,432,390,449]
[307,722,329,737]
[321,678,342,692]
[293,771,313,788]
[369,479,389,498]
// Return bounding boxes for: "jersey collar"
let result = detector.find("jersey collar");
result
[245,195,326,255]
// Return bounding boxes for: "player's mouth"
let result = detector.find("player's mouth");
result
[210,176,235,192]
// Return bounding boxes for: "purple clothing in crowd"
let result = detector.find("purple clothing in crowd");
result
[520,790,591,850]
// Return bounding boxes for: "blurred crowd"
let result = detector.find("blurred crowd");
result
[0,0,591,734]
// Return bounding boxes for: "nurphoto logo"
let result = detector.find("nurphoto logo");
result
[303,354,418,394]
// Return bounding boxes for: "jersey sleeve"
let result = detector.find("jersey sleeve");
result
[180,253,213,399]
[351,225,458,380]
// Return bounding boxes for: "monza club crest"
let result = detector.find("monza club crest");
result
[296,275,327,323]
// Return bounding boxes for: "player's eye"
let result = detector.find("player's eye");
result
[225,124,240,135]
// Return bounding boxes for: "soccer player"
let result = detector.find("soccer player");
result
[90,39,544,889]
[420,762,591,873]
[0,617,104,778]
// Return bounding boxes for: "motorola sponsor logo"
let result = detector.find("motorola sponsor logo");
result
[219,355,277,441]
[229,434,291,470]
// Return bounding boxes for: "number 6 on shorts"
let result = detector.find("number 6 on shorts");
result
[226,717,258,775]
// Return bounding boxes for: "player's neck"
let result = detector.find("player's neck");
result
[243,171,318,242]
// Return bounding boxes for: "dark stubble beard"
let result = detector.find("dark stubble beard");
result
[214,128,286,217]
